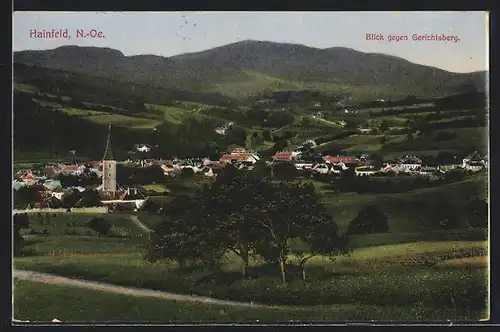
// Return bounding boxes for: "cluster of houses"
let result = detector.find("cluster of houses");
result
[13,140,487,212]
[12,161,149,211]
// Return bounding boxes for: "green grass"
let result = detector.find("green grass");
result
[14,280,485,322]
[144,103,189,124]
[319,174,487,232]
[14,240,488,311]
[80,113,160,128]
[346,229,487,248]
[21,213,145,237]
[359,103,436,114]
[21,236,147,256]
[14,83,38,93]
[31,98,161,128]
[142,184,170,193]
[380,126,487,154]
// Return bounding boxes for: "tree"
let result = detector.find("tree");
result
[378,120,389,134]
[80,190,102,207]
[180,167,196,178]
[262,129,272,141]
[272,163,300,181]
[300,146,323,163]
[245,132,257,151]
[251,160,272,180]
[347,206,389,235]
[369,153,384,170]
[14,186,41,209]
[466,199,488,228]
[202,167,269,279]
[146,194,223,267]
[14,214,30,256]
[436,151,456,165]
[87,217,112,237]
[254,181,342,285]
[341,166,356,181]
[288,225,348,286]
[61,189,82,208]
[225,126,247,147]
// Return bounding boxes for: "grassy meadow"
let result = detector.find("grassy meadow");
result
[14,237,488,322]
[14,279,486,323]
[316,174,486,233]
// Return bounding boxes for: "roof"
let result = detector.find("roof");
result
[400,157,422,164]
[220,154,256,162]
[272,152,293,160]
[42,181,62,192]
[227,145,246,153]
[21,172,35,180]
[62,165,79,171]
[323,156,359,164]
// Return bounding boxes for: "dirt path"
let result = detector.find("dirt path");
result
[129,215,152,233]
[13,270,265,308]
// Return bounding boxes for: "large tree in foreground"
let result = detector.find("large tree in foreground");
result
[146,193,223,267]
[145,166,348,285]
[203,165,267,280]
[255,181,347,285]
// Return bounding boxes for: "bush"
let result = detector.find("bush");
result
[347,206,389,235]
[272,163,299,181]
[180,168,195,178]
[466,199,488,228]
[87,217,112,237]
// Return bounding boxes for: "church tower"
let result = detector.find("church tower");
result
[102,124,117,197]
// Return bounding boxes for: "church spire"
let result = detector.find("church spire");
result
[103,123,114,160]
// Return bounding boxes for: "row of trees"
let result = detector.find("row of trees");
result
[146,165,349,285]
[13,186,102,209]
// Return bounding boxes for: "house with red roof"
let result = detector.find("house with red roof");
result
[220,153,259,164]
[323,156,360,166]
[271,152,294,162]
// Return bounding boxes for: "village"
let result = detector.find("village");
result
[13,130,487,215]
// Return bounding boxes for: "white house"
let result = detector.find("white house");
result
[419,166,440,177]
[215,122,234,135]
[357,126,372,133]
[464,161,484,172]
[395,156,422,172]
[51,192,65,200]
[135,144,151,153]
[355,166,378,176]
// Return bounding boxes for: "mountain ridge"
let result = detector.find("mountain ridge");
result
[14,40,487,99]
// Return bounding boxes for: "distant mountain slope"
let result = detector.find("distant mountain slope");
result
[14,40,487,99]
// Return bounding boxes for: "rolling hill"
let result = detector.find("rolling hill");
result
[14,40,486,100]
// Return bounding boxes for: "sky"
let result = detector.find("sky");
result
[13,11,488,73]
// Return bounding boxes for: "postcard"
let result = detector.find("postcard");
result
[12,11,489,324]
